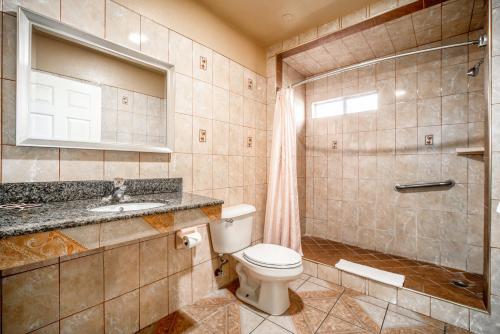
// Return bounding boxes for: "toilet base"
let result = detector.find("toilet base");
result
[235,263,292,315]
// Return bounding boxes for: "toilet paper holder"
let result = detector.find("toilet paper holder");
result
[175,226,203,250]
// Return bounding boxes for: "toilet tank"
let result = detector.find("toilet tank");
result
[209,204,256,254]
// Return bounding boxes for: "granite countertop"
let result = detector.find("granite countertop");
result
[0,192,223,238]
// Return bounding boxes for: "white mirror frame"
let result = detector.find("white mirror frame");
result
[16,8,175,153]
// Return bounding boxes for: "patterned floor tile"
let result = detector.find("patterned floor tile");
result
[181,289,235,323]
[330,294,386,333]
[300,273,312,280]
[294,281,344,313]
[289,278,307,291]
[342,288,389,309]
[138,310,214,334]
[200,303,240,333]
[141,275,461,333]
[239,305,265,334]
[267,296,328,334]
[240,303,270,319]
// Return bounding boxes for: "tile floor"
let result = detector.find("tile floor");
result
[139,274,470,333]
[302,236,486,310]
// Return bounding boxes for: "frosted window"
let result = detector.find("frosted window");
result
[345,93,378,114]
[312,99,343,118]
[312,91,378,118]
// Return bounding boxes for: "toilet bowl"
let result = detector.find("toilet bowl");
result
[232,243,303,315]
[208,204,303,315]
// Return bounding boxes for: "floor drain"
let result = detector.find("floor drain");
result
[451,279,469,288]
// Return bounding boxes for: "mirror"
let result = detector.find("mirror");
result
[17,8,174,153]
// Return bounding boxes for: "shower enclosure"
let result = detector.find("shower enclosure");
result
[277,0,489,311]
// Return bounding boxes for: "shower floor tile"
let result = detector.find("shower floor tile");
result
[139,275,470,333]
[302,236,486,311]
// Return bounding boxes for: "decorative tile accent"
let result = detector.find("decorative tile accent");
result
[143,213,175,233]
[0,231,86,270]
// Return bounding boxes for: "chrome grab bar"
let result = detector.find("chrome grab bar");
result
[394,179,455,191]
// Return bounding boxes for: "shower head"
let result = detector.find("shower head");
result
[467,60,483,77]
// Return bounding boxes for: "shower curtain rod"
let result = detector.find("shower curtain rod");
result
[289,35,488,89]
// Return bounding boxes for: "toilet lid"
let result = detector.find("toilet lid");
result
[243,244,302,269]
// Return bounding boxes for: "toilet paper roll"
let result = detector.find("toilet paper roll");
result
[182,231,202,248]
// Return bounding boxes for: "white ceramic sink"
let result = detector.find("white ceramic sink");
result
[89,202,166,213]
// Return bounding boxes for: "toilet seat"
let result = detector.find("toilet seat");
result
[242,243,302,269]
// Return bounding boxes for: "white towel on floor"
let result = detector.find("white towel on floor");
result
[335,259,405,287]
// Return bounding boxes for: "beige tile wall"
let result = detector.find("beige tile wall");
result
[0,0,267,229]
[301,16,486,272]
[98,85,167,145]
[0,1,267,332]
[0,224,238,333]
[264,0,498,330]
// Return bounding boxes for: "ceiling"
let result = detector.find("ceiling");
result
[284,0,485,77]
[197,0,372,47]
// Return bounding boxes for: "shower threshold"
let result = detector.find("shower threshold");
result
[302,236,486,310]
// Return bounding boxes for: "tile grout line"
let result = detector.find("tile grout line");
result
[378,302,390,334]
[313,288,347,333]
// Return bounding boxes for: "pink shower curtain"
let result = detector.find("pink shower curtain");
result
[264,88,302,254]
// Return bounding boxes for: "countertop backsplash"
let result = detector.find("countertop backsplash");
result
[0,178,183,204]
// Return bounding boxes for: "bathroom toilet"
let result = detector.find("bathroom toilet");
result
[209,204,303,315]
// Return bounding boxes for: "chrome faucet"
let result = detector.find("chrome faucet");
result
[109,178,127,203]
